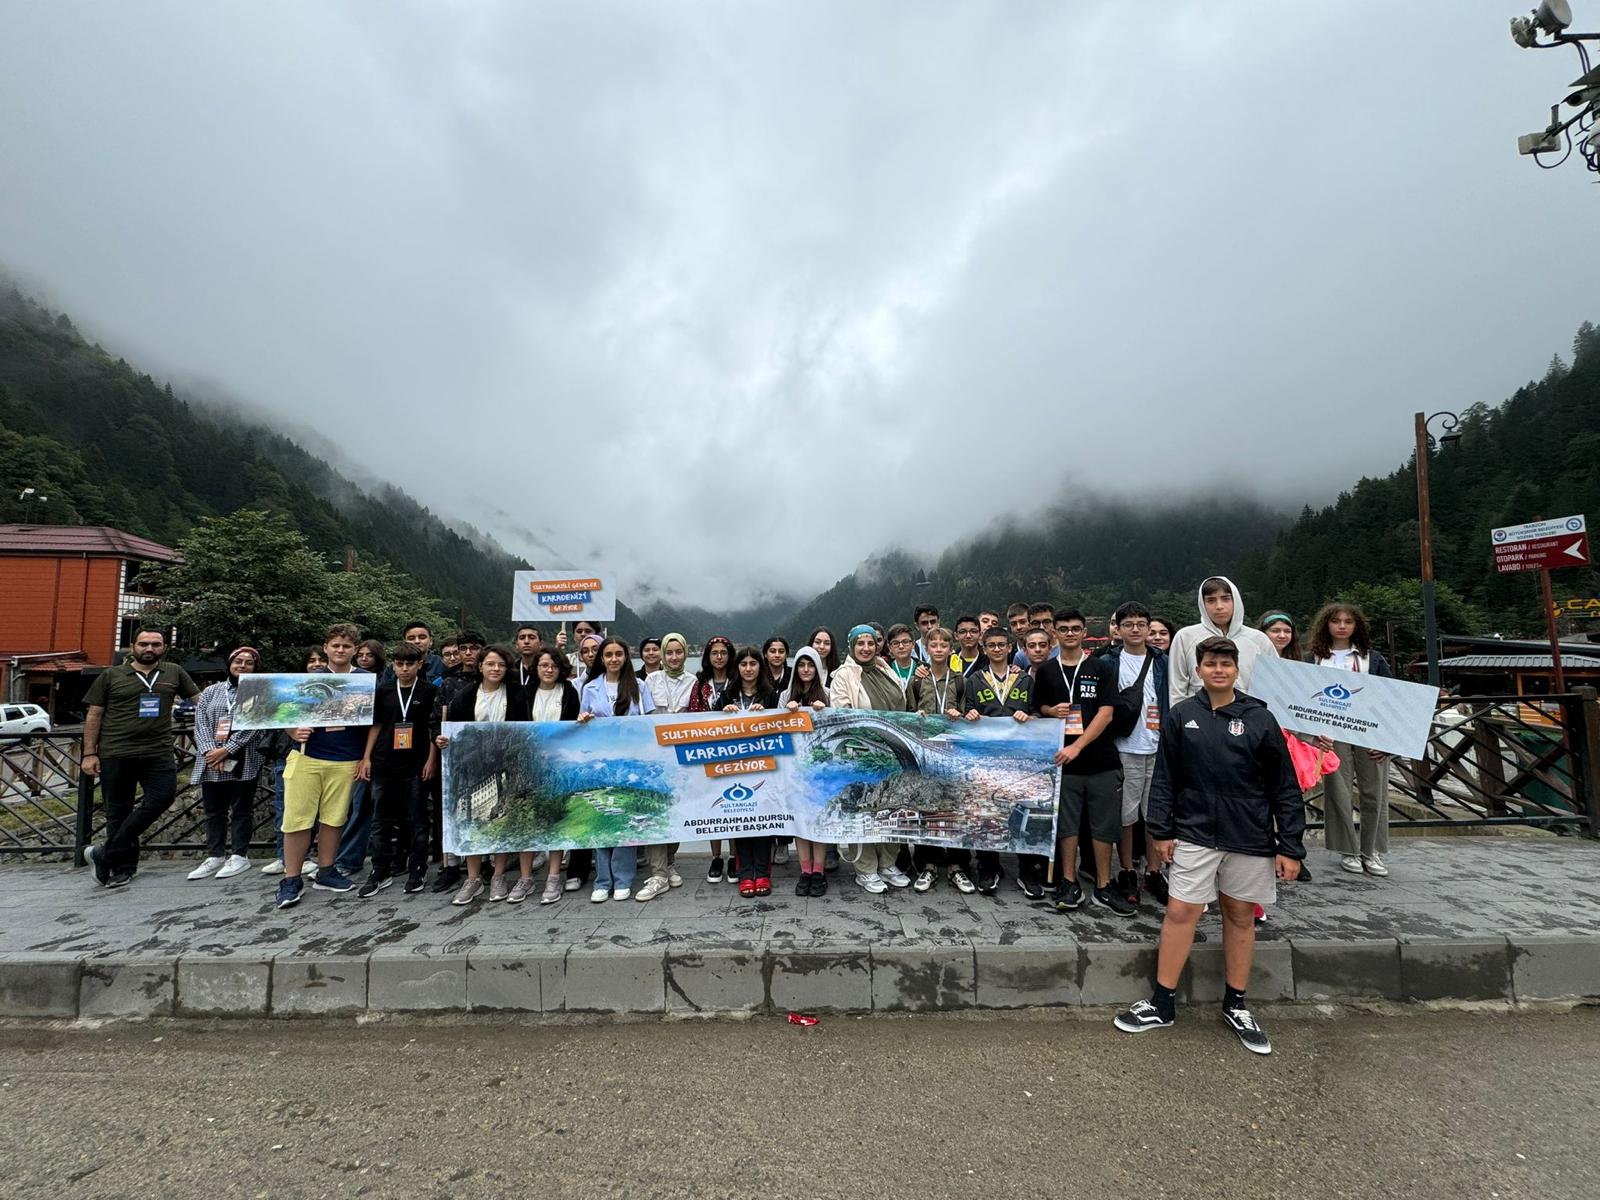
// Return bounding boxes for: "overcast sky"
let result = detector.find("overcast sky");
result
[1,2,1595,608]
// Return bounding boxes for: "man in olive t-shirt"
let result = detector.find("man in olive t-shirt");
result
[82,626,201,887]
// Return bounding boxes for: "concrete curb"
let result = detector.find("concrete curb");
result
[2,933,1596,1019]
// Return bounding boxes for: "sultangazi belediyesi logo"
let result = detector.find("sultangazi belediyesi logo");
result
[1312,683,1362,711]
[712,780,764,813]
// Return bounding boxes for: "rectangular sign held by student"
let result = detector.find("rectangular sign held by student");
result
[510,570,617,621]
[1247,657,1436,759]
[440,709,1064,856]
[233,673,377,730]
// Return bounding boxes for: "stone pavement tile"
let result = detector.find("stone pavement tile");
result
[973,940,1081,1008]
[368,947,468,1010]
[899,910,1004,941]
[1079,942,1158,1006]
[769,945,871,1013]
[1399,936,1513,1001]
[177,954,273,1015]
[871,941,976,1011]
[79,955,176,1017]
[1509,934,1600,1000]
[583,917,666,949]
[564,943,664,1013]
[0,951,81,1017]
[465,946,567,1012]
[1182,940,1295,1003]
[1291,937,1403,1000]
[651,915,767,945]
[270,955,368,1015]
[664,944,765,1014]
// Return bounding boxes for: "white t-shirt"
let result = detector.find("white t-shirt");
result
[474,686,508,723]
[1114,651,1160,756]
[531,686,564,722]
[1329,649,1355,671]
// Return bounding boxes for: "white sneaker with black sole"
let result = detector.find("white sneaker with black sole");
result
[1113,999,1174,1034]
[1222,1006,1272,1055]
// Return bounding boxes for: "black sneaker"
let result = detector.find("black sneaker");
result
[1054,880,1084,911]
[1092,884,1137,917]
[1144,871,1170,906]
[1113,998,1174,1034]
[1115,868,1139,906]
[1222,1005,1272,1055]
[430,864,463,894]
[810,872,828,896]
[275,876,305,909]
[106,871,133,890]
[403,870,426,894]
[976,867,1001,895]
[358,874,392,899]
[707,856,724,883]
[1018,872,1045,901]
[85,843,110,887]
[794,872,813,897]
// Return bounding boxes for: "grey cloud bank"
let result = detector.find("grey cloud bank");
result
[0,1,1593,608]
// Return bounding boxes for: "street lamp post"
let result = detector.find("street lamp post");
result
[1414,411,1462,687]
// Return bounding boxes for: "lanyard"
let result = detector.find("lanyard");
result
[736,691,761,711]
[396,681,417,723]
[1057,655,1087,703]
[984,668,1012,700]
[134,667,160,694]
[927,671,953,712]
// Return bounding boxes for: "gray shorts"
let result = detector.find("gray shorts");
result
[1167,840,1277,906]
[1060,769,1122,844]
[1118,752,1157,826]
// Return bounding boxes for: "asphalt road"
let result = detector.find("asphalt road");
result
[1,1008,1594,1200]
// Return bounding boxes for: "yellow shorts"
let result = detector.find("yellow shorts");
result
[281,753,358,833]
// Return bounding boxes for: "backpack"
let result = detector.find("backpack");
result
[1107,651,1154,738]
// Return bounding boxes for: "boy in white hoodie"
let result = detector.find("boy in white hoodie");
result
[1167,576,1278,705]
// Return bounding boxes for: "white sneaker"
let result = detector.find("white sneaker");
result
[215,854,251,879]
[913,867,936,893]
[304,862,319,880]
[564,875,585,892]
[880,866,911,888]
[856,872,888,894]
[260,858,285,875]
[773,844,790,865]
[530,851,548,872]
[635,877,669,902]
[667,866,683,888]
[187,856,226,880]
[612,887,631,901]
[1340,854,1364,875]
[1362,854,1390,877]
[590,887,610,903]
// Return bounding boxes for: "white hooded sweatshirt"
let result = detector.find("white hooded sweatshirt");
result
[1167,574,1280,704]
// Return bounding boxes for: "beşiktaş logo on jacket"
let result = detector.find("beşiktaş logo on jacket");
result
[1184,719,1199,729]
[1227,719,1245,736]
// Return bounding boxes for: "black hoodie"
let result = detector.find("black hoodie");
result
[1146,689,1306,860]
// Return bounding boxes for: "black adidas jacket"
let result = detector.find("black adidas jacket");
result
[1146,690,1306,860]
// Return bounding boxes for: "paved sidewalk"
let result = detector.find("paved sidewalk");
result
[2,836,1597,1018]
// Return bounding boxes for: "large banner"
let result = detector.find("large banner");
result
[234,672,376,730]
[441,709,1064,856]
[511,569,618,621]
[1248,657,1437,759]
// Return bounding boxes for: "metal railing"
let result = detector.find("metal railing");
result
[0,725,282,863]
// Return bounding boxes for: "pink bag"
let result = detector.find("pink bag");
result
[1283,730,1340,792]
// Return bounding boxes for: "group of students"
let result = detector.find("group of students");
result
[80,574,1398,1055]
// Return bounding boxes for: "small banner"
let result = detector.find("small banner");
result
[441,709,1064,855]
[1247,657,1437,759]
[233,672,376,730]
[511,570,617,621]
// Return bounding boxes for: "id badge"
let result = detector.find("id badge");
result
[214,715,233,740]
[138,693,161,719]
[392,723,414,751]
[1064,704,1084,735]
[1145,704,1161,732]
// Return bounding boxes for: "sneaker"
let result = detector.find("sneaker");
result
[856,872,888,894]
[773,843,790,865]
[1254,903,1267,925]
[564,874,585,891]
[976,867,1001,895]
[613,887,631,901]
[489,873,511,902]
[1222,1005,1272,1055]
[452,877,485,906]
[540,876,564,905]
[1113,998,1174,1034]
[216,854,252,879]
[590,887,610,903]
[880,866,911,888]
[667,865,683,888]
[1340,854,1364,875]
[949,867,976,895]
[106,871,133,889]
[810,872,828,896]
[635,877,669,902]
[1092,884,1137,918]
[795,872,814,897]
[824,846,840,872]
[706,856,725,883]
[1018,872,1045,901]
[1362,854,1389,877]
[187,856,226,881]
[1115,868,1139,906]
[275,876,304,909]
[912,867,936,893]
[403,870,426,894]
[1144,871,1169,906]
[508,875,538,904]
[431,864,463,893]
[311,867,354,893]
[260,858,285,876]
[1054,880,1084,911]
[303,862,319,881]
[529,851,548,872]
[358,874,392,898]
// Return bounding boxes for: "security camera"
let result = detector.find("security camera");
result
[1519,128,1563,153]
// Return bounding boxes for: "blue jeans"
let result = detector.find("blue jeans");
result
[592,846,636,892]
[334,777,372,876]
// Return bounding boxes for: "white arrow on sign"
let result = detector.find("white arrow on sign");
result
[1567,540,1587,559]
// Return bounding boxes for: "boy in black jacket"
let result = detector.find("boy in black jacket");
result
[1114,636,1304,1055]
[356,644,440,896]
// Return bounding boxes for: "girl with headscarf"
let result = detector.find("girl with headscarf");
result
[187,646,270,881]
